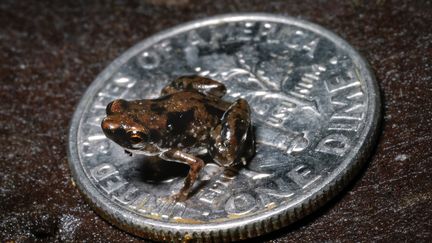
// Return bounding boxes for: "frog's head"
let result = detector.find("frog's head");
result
[101,99,149,150]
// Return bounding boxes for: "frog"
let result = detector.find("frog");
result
[101,76,255,201]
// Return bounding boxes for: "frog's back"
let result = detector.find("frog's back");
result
[156,91,230,119]
[150,91,231,147]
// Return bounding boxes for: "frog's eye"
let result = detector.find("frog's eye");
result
[130,136,142,144]
[128,130,146,144]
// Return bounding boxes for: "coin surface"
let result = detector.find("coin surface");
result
[68,13,380,242]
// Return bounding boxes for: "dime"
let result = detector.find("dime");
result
[68,14,380,242]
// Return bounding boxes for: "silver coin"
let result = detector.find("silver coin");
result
[68,13,380,242]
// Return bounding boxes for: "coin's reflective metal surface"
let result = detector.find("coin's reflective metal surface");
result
[68,14,380,242]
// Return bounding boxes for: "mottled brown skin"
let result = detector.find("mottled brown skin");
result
[101,76,255,201]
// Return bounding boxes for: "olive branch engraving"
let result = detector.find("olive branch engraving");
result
[221,50,320,115]
[224,67,279,91]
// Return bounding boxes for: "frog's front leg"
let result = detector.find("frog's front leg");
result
[161,76,226,97]
[160,149,204,201]
[210,98,254,166]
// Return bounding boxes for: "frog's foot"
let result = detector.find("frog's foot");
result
[169,191,188,202]
[240,126,255,165]
[210,98,254,166]
[161,76,226,97]
[160,149,204,201]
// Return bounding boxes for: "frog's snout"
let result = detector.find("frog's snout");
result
[106,99,128,115]
[101,116,120,132]
[101,116,125,143]
[101,116,127,145]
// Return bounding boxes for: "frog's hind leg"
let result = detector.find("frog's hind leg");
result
[239,126,255,166]
[161,76,226,97]
[210,98,254,166]
[160,149,204,201]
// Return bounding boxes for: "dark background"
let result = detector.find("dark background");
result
[1,0,431,242]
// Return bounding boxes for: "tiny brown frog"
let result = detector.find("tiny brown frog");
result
[101,76,255,201]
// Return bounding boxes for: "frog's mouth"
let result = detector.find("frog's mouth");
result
[129,143,165,157]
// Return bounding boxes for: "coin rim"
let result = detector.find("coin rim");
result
[67,13,381,241]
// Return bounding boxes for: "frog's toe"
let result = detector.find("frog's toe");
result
[210,98,253,166]
[170,192,188,202]
[161,76,227,97]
